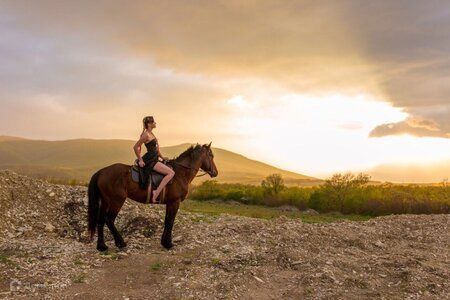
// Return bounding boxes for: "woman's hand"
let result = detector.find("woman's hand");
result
[138,159,145,168]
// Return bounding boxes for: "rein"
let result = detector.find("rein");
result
[168,160,209,177]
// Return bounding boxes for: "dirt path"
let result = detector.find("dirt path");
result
[58,253,171,300]
[58,251,306,300]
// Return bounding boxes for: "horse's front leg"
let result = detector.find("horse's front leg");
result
[161,199,180,249]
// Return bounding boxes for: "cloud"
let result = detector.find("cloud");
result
[0,0,449,141]
[370,117,449,138]
[338,1,450,138]
[0,4,232,141]
[0,1,378,92]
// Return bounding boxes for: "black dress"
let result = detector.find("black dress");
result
[142,138,159,170]
[139,138,159,188]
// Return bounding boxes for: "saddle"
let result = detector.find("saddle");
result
[130,159,174,204]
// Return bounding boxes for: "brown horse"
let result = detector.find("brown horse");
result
[87,142,218,251]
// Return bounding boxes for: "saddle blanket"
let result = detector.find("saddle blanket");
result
[130,161,173,204]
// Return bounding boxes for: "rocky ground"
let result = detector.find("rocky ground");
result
[0,169,448,299]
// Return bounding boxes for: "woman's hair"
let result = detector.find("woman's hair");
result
[142,116,154,130]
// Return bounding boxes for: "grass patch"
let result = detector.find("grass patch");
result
[73,258,84,266]
[98,250,120,260]
[143,227,155,237]
[0,251,19,268]
[210,258,221,266]
[190,215,215,223]
[150,262,162,271]
[0,253,11,264]
[182,199,371,223]
[110,253,120,260]
[73,273,86,283]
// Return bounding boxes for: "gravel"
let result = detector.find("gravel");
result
[0,169,448,299]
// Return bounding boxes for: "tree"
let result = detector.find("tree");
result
[261,173,285,196]
[322,172,370,212]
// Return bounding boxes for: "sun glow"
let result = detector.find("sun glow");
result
[222,92,450,177]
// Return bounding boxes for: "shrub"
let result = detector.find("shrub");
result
[261,174,285,196]
[189,173,449,216]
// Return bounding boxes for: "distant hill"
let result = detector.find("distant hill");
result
[0,135,27,141]
[368,161,450,184]
[0,136,319,186]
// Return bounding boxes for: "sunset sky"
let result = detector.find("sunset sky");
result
[1,1,449,181]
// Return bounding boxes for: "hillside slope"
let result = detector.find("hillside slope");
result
[0,170,448,299]
[0,136,319,185]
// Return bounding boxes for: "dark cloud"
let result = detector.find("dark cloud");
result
[339,1,450,137]
[0,1,373,91]
[1,0,449,138]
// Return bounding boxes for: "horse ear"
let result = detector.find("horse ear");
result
[207,141,212,148]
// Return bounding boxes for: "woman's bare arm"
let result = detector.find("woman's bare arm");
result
[133,134,147,160]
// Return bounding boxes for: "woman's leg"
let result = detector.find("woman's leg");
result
[152,162,175,203]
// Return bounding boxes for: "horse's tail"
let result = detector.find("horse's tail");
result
[87,170,101,242]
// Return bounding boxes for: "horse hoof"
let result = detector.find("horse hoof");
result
[116,241,127,249]
[162,241,173,249]
[97,244,108,252]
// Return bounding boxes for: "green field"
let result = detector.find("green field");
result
[181,199,372,223]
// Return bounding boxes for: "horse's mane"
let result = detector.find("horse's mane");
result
[173,143,203,162]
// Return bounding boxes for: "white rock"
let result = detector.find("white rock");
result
[374,240,385,248]
[44,222,55,232]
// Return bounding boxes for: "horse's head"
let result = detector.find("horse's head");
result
[200,142,218,177]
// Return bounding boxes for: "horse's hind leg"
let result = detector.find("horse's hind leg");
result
[106,208,127,249]
[161,199,180,249]
[96,203,108,252]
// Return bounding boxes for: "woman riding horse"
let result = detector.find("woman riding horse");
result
[87,126,218,251]
[133,116,174,204]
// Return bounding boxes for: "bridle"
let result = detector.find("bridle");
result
[167,149,214,177]
[170,161,208,177]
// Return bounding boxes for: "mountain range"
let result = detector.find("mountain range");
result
[0,135,319,185]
